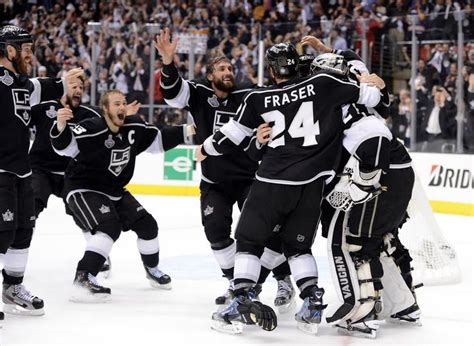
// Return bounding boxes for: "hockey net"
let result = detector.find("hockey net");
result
[399,173,462,286]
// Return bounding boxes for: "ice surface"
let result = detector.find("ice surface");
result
[1,195,472,345]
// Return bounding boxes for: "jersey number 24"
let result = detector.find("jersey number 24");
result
[261,101,320,148]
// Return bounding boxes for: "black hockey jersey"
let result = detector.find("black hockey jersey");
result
[160,62,258,183]
[50,115,186,199]
[0,65,65,177]
[203,72,381,185]
[29,101,101,174]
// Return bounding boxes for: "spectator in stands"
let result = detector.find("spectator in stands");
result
[128,57,149,104]
[424,86,457,141]
[38,65,47,77]
[327,28,347,51]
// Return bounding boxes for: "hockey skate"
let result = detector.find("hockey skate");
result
[145,266,172,290]
[98,257,112,279]
[335,319,379,339]
[274,276,296,314]
[2,284,45,316]
[295,286,327,335]
[215,280,234,305]
[387,302,422,326]
[211,292,277,334]
[70,270,111,303]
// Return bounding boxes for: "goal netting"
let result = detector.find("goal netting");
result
[399,173,462,286]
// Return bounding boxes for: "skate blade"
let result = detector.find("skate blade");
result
[210,320,243,334]
[387,317,422,327]
[336,325,377,339]
[3,304,45,316]
[149,280,172,290]
[276,297,297,314]
[297,321,319,335]
[69,287,111,304]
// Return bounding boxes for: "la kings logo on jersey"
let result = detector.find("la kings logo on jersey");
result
[11,89,31,125]
[108,147,131,176]
[213,110,236,133]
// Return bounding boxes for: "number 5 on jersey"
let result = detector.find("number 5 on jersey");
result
[261,101,320,148]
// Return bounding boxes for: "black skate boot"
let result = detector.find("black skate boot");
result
[144,266,172,290]
[98,257,111,279]
[295,286,327,335]
[2,283,45,316]
[70,270,111,303]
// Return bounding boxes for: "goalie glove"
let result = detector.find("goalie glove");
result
[326,156,385,212]
[237,298,277,331]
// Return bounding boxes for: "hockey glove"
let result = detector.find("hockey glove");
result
[237,298,277,331]
[326,156,385,212]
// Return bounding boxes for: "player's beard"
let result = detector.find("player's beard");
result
[66,94,81,110]
[15,54,29,75]
[213,76,235,93]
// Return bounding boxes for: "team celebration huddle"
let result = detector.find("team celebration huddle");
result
[0,23,421,340]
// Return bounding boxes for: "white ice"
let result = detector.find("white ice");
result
[1,195,472,345]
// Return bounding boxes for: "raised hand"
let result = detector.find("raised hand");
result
[154,28,179,65]
[56,107,73,132]
[126,100,141,116]
[64,68,84,90]
[300,35,331,53]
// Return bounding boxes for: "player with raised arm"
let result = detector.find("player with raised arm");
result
[155,28,295,310]
[50,89,194,302]
[196,42,382,335]
[0,24,82,319]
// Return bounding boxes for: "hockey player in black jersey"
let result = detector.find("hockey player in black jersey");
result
[301,36,421,337]
[50,89,193,302]
[155,28,294,310]
[0,24,83,318]
[196,42,382,334]
[29,74,140,278]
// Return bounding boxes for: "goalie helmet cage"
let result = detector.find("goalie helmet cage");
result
[400,173,462,286]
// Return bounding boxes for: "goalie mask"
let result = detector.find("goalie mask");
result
[311,53,348,76]
[0,25,34,75]
[265,42,299,79]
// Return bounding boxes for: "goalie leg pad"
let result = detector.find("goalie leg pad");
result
[378,253,416,320]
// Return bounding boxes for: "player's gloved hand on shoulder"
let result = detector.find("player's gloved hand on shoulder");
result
[236,298,277,331]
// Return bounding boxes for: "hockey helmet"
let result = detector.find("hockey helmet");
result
[310,53,348,76]
[265,42,299,79]
[0,25,33,57]
[297,54,315,77]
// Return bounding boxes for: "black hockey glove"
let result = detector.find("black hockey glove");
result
[237,299,277,331]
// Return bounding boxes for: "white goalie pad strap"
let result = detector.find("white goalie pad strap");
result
[260,247,286,270]
[3,248,29,277]
[326,210,361,323]
[378,254,416,320]
[137,236,160,255]
[86,232,114,259]
[212,241,236,270]
[288,253,318,283]
[346,261,377,323]
[234,252,261,283]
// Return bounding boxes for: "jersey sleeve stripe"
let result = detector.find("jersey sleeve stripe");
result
[162,79,191,108]
[29,78,42,106]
